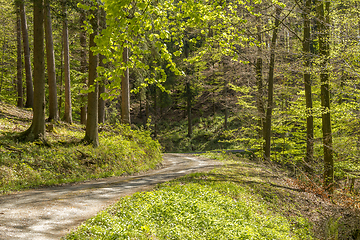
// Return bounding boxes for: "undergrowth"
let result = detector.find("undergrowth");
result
[64,153,313,240]
[157,114,245,152]
[0,120,162,194]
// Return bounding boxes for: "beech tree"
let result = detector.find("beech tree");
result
[44,0,58,122]
[62,0,72,124]
[121,46,130,125]
[316,0,333,193]
[20,0,45,141]
[98,8,106,124]
[80,5,87,125]
[16,3,23,108]
[19,0,33,108]
[303,0,314,164]
[83,3,99,147]
[264,6,282,161]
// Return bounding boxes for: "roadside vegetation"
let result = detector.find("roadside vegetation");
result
[64,153,313,240]
[0,103,162,194]
[64,152,360,239]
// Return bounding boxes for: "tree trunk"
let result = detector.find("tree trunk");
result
[98,54,105,124]
[255,16,266,147]
[264,6,282,161]
[145,88,149,127]
[153,86,157,138]
[186,81,192,138]
[19,0,33,108]
[62,0,72,124]
[80,6,87,125]
[0,28,5,95]
[16,5,23,108]
[98,9,106,124]
[84,5,99,147]
[44,0,58,122]
[121,46,131,124]
[20,0,45,141]
[317,0,333,193]
[58,42,63,118]
[224,81,228,130]
[303,0,314,163]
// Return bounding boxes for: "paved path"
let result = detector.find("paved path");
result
[0,154,221,240]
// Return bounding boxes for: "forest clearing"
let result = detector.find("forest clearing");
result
[1,0,360,238]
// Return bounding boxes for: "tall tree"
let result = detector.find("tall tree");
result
[84,4,99,147]
[20,0,45,141]
[186,81,192,137]
[19,0,33,108]
[80,5,87,125]
[264,6,282,161]
[255,10,265,151]
[98,8,106,124]
[317,0,333,193]
[184,39,192,138]
[303,0,314,164]
[16,3,23,108]
[62,0,72,124]
[44,0,58,121]
[121,46,130,124]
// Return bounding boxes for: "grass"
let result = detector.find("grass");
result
[64,153,313,240]
[0,103,162,194]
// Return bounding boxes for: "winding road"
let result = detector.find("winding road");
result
[0,153,221,240]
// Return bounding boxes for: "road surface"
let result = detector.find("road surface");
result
[0,153,221,240]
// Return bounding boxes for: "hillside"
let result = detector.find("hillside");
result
[0,102,162,193]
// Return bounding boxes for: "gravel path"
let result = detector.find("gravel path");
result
[0,153,221,240]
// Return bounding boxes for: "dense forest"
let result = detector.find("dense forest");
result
[1,0,360,202]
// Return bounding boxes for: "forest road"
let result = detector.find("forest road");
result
[0,153,221,240]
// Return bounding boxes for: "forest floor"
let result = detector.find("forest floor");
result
[1,103,360,239]
[63,152,360,239]
[0,153,221,239]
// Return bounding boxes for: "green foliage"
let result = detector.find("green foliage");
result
[157,114,244,152]
[0,0,18,104]
[64,154,312,240]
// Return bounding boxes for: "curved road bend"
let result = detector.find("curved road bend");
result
[0,153,221,240]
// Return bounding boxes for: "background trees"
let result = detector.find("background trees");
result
[0,0,360,193]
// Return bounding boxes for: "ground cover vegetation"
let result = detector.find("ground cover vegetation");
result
[0,102,162,193]
[64,153,314,240]
[0,0,360,238]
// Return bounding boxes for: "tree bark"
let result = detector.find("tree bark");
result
[84,5,99,147]
[80,6,87,125]
[153,86,157,138]
[255,14,265,148]
[62,0,72,124]
[224,80,228,130]
[20,0,45,141]
[58,42,63,118]
[98,9,106,124]
[186,81,192,138]
[145,88,149,127]
[44,0,58,122]
[303,0,314,163]
[317,0,333,193]
[121,46,131,124]
[16,5,23,108]
[264,6,282,161]
[98,54,105,124]
[19,0,33,108]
